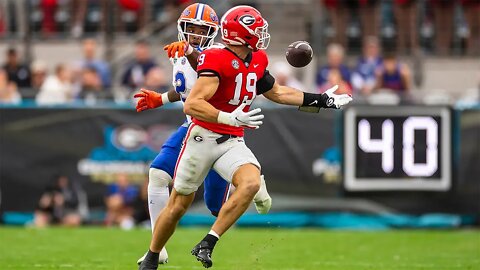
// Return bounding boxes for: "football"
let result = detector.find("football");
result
[285,41,313,68]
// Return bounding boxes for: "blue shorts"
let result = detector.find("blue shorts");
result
[150,125,229,216]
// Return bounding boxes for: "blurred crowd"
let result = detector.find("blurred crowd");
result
[0,38,169,105]
[322,0,480,56]
[1,1,478,56]
[34,174,85,227]
[0,0,191,38]
[34,172,150,229]
[316,38,412,97]
[266,37,414,101]
[0,0,479,106]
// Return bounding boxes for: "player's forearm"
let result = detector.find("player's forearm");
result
[264,85,304,106]
[167,89,181,103]
[277,86,303,106]
[185,76,220,121]
[265,83,351,111]
[184,98,220,123]
[186,50,201,70]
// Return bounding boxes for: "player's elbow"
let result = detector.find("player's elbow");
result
[183,101,193,115]
[183,99,197,116]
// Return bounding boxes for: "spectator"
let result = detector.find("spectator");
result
[322,0,352,49]
[70,0,87,38]
[352,36,383,95]
[319,68,352,95]
[40,0,58,35]
[30,60,48,93]
[393,0,419,54]
[2,48,31,88]
[375,51,412,94]
[0,69,21,104]
[77,38,111,88]
[79,66,104,100]
[34,174,83,227]
[0,2,6,36]
[105,173,139,229]
[0,0,26,37]
[430,0,455,55]
[143,66,169,93]
[359,0,380,38]
[271,61,305,90]
[117,0,147,33]
[461,0,480,55]
[36,64,73,105]
[317,43,351,87]
[121,40,157,91]
[71,0,108,38]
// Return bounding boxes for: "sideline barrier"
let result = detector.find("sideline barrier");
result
[0,104,479,220]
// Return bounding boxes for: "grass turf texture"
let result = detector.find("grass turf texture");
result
[0,227,478,270]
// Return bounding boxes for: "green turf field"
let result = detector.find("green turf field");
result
[0,227,478,270]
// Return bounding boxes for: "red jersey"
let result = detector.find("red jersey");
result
[194,47,269,136]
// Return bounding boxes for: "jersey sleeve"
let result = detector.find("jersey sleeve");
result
[197,49,223,79]
[255,50,275,94]
[257,70,275,95]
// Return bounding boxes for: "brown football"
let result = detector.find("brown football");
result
[285,41,313,68]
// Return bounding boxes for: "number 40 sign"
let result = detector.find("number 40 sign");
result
[358,117,438,177]
[343,106,452,191]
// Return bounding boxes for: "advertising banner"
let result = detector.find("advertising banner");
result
[0,107,478,215]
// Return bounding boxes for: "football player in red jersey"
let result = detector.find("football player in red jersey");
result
[139,5,352,270]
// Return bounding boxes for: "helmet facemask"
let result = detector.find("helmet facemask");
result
[255,21,270,50]
[237,17,271,51]
[178,20,218,50]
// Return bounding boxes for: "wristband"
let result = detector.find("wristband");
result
[298,92,328,113]
[185,44,194,56]
[302,92,328,107]
[161,92,171,105]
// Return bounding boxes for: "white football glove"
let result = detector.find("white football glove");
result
[323,85,353,109]
[217,103,264,129]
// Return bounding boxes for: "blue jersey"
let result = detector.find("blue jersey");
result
[355,57,382,81]
[171,55,196,123]
[317,64,351,86]
[382,64,406,92]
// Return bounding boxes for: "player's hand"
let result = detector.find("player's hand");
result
[218,103,264,129]
[323,85,353,109]
[133,89,163,112]
[163,41,193,58]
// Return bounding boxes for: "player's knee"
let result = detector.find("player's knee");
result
[149,168,172,188]
[237,175,260,195]
[245,179,260,195]
[173,182,196,196]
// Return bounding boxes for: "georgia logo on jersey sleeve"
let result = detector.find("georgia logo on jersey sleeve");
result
[232,59,240,69]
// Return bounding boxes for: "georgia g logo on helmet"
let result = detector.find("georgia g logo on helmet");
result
[239,15,256,26]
